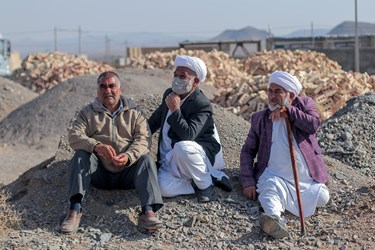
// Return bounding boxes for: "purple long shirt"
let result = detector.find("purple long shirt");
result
[240,96,329,188]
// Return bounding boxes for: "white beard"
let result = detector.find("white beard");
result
[268,92,290,111]
[268,103,280,111]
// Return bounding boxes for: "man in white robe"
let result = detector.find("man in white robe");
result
[240,71,330,238]
[149,55,232,202]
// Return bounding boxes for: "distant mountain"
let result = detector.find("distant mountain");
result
[209,26,269,41]
[328,21,375,36]
[283,28,330,38]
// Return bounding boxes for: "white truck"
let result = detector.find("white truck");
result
[0,33,12,76]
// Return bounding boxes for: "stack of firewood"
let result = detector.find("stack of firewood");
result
[242,49,343,76]
[213,70,375,120]
[129,48,244,88]
[11,52,114,94]
[130,49,375,120]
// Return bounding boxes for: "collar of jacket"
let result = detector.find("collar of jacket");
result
[92,95,138,113]
[172,86,201,106]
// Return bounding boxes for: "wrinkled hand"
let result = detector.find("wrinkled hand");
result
[112,152,129,169]
[94,143,116,160]
[243,186,257,200]
[269,106,287,122]
[166,92,181,112]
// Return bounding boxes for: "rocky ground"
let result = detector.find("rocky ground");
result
[0,70,374,249]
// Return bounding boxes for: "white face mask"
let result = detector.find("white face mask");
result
[171,77,194,95]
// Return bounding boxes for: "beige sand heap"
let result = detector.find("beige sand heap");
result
[11,52,114,94]
[130,49,375,120]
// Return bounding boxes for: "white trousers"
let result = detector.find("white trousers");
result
[257,174,330,218]
[158,141,227,197]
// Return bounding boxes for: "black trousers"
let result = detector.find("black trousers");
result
[68,150,163,212]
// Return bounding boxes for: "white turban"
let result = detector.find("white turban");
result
[268,71,302,97]
[174,55,207,83]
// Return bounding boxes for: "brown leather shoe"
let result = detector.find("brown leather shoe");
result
[138,210,162,232]
[259,213,289,239]
[61,210,82,234]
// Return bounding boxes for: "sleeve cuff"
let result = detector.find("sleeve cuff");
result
[125,152,133,166]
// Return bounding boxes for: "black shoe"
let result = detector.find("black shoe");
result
[212,176,233,192]
[191,181,198,190]
[197,184,215,203]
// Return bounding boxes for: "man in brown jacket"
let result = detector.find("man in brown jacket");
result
[61,71,163,234]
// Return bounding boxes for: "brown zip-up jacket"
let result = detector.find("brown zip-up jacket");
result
[68,95,151,173]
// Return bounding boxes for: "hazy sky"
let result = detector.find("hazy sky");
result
[1,0,374,40]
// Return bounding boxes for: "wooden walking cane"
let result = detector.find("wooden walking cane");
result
[284,109,306,235]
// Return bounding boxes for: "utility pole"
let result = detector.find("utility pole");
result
[124,40,128,60]
[78,26,82,55]
[267,25,272,38]
[105,34,111,62]
[311,21,315,48]
[267,25,272,50]
[54,26,58,51]
[354,0,360,72]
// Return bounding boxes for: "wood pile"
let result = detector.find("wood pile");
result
[215,49,375,120]
[11,52,114,94]
[129,48,244,88]
[214,70,375,120]
[242,49,343,76]
[129,49,375,120]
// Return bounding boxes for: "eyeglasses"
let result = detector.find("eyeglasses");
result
[99,83,118,90]
[266,88,286,95]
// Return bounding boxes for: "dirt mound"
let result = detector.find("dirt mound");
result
[0,77,37,122]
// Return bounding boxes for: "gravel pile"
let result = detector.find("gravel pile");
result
[0,68,214,148]
[0,77,37,122]
[318,92,375,176]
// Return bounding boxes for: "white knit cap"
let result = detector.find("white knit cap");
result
[174,55,207,83]
[268,71,302,97]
